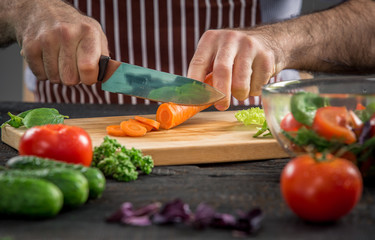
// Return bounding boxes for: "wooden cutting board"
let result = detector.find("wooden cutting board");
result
[1,111,289,166]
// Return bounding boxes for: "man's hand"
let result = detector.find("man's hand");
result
[187,30,283,111]
[188,0,375,111]
[2,0,109,86]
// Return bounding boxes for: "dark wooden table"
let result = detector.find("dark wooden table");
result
[0,101,374,240]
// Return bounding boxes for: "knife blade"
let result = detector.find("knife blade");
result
[97,55,225,106]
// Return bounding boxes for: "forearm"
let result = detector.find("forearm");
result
[0,0,20,47]
[0,0,78,48]
[254,0,375,74]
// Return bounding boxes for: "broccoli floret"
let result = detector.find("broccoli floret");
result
[93,136,154,182]
[123,147,154,174]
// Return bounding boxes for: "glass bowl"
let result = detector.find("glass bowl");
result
[262,77,375,159]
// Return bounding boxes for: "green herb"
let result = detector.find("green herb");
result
[282,127,343,153]
[235,107,266,126]
[92,136,154,182]
[291,92,328,126]
[355,102,375,122]
[1,108,68,129]
[253,121,272,138]
[235,108,272,138]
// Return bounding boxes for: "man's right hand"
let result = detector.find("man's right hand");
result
[4,0,109,86]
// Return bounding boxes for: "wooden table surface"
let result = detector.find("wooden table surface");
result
[0,101,374,240]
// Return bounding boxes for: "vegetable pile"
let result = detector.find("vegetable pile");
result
[107,198,263,236]
[1,108,68,129]
[0,156,106,218]
[280,92,375,176]
[92,136,154,182]
[106,116,160,137]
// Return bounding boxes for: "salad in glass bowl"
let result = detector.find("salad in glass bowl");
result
[262,77,375,176]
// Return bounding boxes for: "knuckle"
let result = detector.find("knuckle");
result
[80,21,99,36]
[22,41,40,59]
[33,70,47,81]
[78,60,97,77]
[189,56,208,66]
[214,63,232,75]
[61,66,79,86]
[201,30,218,40]
[55,23,75,42]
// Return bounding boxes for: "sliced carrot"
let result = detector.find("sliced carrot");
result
[156,102,211,129]
[106,125,127,137]
[128,118,153,132]
[134,116,160,130]
[155,73,215,130]
[120,120,147,137]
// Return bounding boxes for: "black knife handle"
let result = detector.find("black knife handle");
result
[98,55,111,81]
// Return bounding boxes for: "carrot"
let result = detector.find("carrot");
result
[204,72,213,86]
[106,125,127,137]
[155,73,214,130]
[128,118,153,132]
[120,120,147,137]
[134,116,160,130]
[156,103,211,129]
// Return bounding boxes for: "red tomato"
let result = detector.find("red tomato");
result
[356,103,366,110]
[19,124,93,166]
[280,112,303,132]
[312,106,356,144]
[281,154,363,222]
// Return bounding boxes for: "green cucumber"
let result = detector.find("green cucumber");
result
[7,155,106,199]
[0,168,89,208]
[0,175,63,218]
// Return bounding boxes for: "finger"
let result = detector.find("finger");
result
[76,23,105,86]
[58,23,80,86]
[22,39,47,81]
[249,50,275,96]
[187,30,217,82]
[231,42,253,101]
[41,32,61,84]
[212,32,240,111]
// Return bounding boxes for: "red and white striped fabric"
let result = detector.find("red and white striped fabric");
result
[30,0,300,105]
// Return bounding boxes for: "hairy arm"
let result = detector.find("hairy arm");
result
[0,0,19,47]
[0,0,108,86]
[260,0,375,74]
[188,0,375,110]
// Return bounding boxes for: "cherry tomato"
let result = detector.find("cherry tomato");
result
[312,106,356,144]
[281,154,363,222]
[280,112,304,132]
[19,124,93,166]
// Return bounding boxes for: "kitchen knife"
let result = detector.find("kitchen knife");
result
[97,55,225,105]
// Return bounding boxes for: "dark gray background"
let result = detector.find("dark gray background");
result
[0,0,343,102]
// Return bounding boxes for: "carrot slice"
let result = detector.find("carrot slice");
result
[134,116,160,130]
[128,118,153,132]
[156,103,211,129]
[106,125,127,137]
[120,120,147,137]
